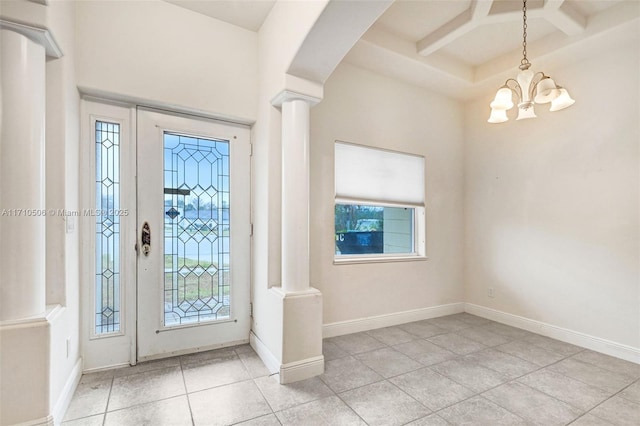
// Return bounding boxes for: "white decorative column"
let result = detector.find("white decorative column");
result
[0,28,47,321]
[0,20,63,426]
[281,98,311,292]
[271,90,324,384]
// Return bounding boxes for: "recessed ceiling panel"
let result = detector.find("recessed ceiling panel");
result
[564,0,622,17]
[440,17,557,66]
[489,0,545,15]
[375,0,472,41]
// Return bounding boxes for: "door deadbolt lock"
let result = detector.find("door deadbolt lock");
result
[141,222,151,256]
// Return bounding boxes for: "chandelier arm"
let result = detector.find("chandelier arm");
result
[504,78,523,103]
[529,72,546,100]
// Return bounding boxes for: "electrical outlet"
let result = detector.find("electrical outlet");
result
[488,287,494,298]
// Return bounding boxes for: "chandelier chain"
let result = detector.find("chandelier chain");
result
[520,0,530,70]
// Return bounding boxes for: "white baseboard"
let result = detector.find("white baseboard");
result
[323,302,465,338]
[249,331,280,375]
[465,303,640,364]
[250,332,325,384]
[52,358,83,425]
[280,355,325,384]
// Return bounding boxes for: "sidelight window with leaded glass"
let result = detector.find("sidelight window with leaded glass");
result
[95,121,121,334]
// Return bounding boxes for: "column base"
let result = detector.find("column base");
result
[0,314,51,425]
[251,287,324,384]
[280,354,325,384]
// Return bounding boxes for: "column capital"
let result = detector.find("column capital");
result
[271,90,321,108]
[0,19,63,58]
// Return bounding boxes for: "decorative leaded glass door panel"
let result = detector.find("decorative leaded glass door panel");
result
[137,108,250,360]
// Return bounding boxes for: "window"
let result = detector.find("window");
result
[335,204,414,254]
[95,120,121,334]
[334,142,426,262]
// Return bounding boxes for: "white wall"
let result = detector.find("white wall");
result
[75,0,258,122]
[0,0,82,422]
[464,34,640,350]
[46,0,83,418]
[310,62,465,325]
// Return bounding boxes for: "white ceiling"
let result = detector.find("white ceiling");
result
[163,0,276,32]
[165,0,639,100]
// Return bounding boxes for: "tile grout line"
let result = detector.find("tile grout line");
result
[101,376,114,426]
[331,383,375,426]
[221,347,280,425]
[617,377,640,404]
[544,355,637,394]
[178,356,196,426]
[384,376,437,420]
[474,352,590,421]
[510,355,638,414]
[457,343,640,426]
[421,347,580,422]
[576,377,640,425]
[250,373,278,417]
[320,334,433,425]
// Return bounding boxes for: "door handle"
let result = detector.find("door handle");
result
[141,222,151,256]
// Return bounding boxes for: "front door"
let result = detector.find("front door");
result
[136,108,251,361]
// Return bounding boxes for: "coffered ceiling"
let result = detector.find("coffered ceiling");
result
[165,0,639,100]
[345,0,639,100]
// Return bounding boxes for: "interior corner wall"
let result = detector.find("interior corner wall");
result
[46,0,82,419]
[463,35,640,350]
[310,62,465,326]
[250,0,328,366]
[75,0,258,122]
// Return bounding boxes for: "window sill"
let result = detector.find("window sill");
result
[333,255,428,265]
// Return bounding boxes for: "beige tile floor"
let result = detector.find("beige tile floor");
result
[63,314,640,425]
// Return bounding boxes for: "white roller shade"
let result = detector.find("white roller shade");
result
[335,141,425,205]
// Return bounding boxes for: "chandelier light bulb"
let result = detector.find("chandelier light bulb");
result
[490,87,514,110]
[534,77,560,104]
[488,108,509,123]
[549,88,576,112]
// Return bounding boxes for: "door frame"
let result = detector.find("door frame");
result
[80,99,253,371]
[80,98,138,371]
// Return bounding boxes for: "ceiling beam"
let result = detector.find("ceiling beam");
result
[417,8,475,56]
[417,0,494,56]
[416,0,541,57]
[544,1,587,36]
[471,0,494,20]
[416,0,588,57]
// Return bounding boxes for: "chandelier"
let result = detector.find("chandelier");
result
[488,0,575,123]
